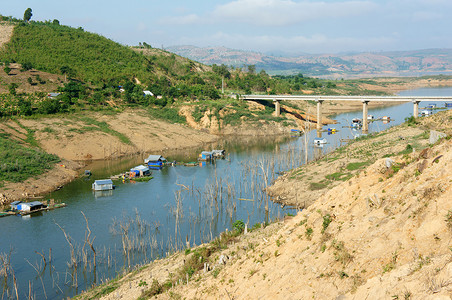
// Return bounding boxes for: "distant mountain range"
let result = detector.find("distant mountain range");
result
[166,46,452,78]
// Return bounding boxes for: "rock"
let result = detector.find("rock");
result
[429,130,447,144]
[418,159,429,173]
[218,254,229,265]
[419,148,431,159]
[385,158,394,168]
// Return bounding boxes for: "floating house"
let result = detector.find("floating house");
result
[145,155,166,169]
[211,150,226,158]
[92,179,114,191]
[10,201,22,210]
[16,201,46,213]
[445,102,452,107]
[427,103,437,109]
[199,151,212,161]
[367,115,374,120]
[130,165,151,177]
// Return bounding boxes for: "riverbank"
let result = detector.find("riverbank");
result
[1,77,450,205]
[77,109,452,300]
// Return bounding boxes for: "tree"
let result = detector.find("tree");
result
[52,19,60,26]
[60,65,75,81]
[23,8,32,22]
[9,83,18,95]
[21,61,33,71]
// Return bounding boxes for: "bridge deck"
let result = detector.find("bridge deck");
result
[242,95,452,102]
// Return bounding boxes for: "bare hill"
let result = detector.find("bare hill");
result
[168,45,452,78]
[0,23,14,49]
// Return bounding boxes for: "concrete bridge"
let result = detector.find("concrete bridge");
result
[241,95,452,132]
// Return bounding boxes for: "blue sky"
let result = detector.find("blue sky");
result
[2,0,452,55]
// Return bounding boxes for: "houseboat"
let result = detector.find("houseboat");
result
[199,151,212,161]
[145,155,166,169]
[421,110,430,117]
[92,179,114,191]
[445,102,452,107]
[130,165,151,177]
[211,150,226,158]
[14,201,47,215]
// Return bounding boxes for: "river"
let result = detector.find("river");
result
[1,87,451,299]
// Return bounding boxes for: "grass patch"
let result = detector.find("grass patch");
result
[345,161,370,171]
[0,135,60,183]
[325,172,353,181]
[309,180,331,190]
[148,107,186,124]
[77,116,132,144]
[89,282,120,299]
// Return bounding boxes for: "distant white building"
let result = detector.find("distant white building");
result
[47,92,61,98]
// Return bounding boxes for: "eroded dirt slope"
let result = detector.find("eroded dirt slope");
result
[80,111,452,300]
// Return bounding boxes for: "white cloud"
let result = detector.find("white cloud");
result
[211,0,378,26]
[162,0,377,27]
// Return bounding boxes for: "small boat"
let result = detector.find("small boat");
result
[327,128,337,135]
[351,118,362,129]
[184,162,198,167]
[313,137,327,145]
[367,115,374,120]
[420,110,430,117]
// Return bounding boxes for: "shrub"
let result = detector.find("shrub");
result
[232,220,245,233]
[322,214,333,233]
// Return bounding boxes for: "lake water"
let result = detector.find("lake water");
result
[1,87,451,299]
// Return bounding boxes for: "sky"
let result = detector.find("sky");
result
[2,0,452,55]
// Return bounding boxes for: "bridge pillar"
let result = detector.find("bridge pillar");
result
[362,100,369,132]
[316,99,324,131]
[274,99,281,117]
[412,100,420,118]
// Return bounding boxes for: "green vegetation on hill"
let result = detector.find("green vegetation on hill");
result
[0,135,60,186]
[0,22,151,83]
[0,14,392,123]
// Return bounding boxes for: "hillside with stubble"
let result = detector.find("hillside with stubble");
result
[79,110,452,300]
